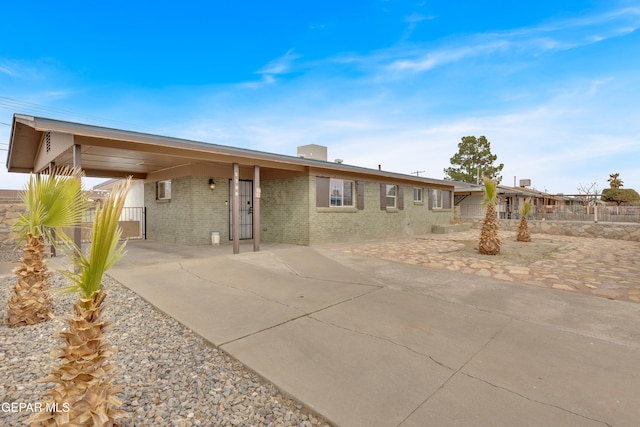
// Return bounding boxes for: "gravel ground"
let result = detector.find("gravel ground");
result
[0,252,332,427]
[0,245,20,262]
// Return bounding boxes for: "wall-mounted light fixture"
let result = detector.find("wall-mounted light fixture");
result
[208,178,216,190]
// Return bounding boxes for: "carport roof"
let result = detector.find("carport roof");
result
[6,114,454,187]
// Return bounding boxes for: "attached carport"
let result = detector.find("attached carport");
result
[7,115,311,254]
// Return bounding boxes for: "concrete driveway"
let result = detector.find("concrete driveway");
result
[105,240,640,427]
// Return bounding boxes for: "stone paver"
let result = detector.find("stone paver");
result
[337,230,640,303]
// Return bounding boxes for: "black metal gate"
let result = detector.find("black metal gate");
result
[229,180,253,240]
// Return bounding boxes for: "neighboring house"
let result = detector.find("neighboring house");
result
[5,114,455,252]
[454,181,579,220]
[496,185,572,219]
[93,179,146,240]
[93,178,145,208]
[453,181,485,219]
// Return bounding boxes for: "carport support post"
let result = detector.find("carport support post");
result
[253,165,260,252]
[72,144,82,252]
[48,162,57,257]
[232,163,240,254]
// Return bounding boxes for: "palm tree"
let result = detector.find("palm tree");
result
[5,167,86,327]
[29,178,131,427]
[607,173,623,189]
[479,177,500,255]
[517,198,532,242]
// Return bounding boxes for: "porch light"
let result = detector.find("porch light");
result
[209,179,216,190]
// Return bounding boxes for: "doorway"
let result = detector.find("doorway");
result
[229,179,253,240]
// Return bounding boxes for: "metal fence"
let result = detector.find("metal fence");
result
[82,207,146,240]
[459,204,640,223]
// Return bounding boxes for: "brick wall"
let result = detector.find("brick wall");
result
[145,177,230,245]
[308,178,452,244]
[145,175,455,246]
[261,176,310,245]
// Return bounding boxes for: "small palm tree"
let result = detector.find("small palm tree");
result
[517,198,532,242]
[5,167,86,327]
[607,173,623,189]
[30,178,131,427]
[479,177,500,255]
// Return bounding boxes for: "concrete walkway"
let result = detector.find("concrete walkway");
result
[98,240,640,427]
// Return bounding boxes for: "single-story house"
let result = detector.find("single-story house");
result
[6,114,455,253]
[454,181,579,220]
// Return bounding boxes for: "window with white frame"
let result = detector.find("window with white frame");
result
[413,187,423,203]
[329,178,354,207]
[430,189,443,209]
[386,184,397,208]
[157,180,172,200]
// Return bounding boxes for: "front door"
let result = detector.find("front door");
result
[229,179,253,240]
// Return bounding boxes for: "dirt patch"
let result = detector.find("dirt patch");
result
[447,237,569,266]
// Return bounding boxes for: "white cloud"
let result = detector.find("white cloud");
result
[372,6,640,76]
[257,49,301,76]
[0,65,17,77]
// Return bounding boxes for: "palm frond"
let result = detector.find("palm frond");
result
[62,178,131,300]
[481,176,498,207]
[520,198,531,217]
[13,167,87,245]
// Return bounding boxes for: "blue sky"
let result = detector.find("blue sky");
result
[1,0,639,194]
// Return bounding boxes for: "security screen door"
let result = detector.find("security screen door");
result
[229,179,253,240]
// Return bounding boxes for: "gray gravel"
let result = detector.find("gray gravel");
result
[0,252,332,427]
[0,244,20,262]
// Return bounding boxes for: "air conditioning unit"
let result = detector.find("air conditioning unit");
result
[519,179,531,187]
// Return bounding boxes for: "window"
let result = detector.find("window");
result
[413,187,423,203]
[430,189,443,209]
[380,184,404,210]
[386,184,396,208]
[157,180,171,200]
[430,189,452,209]
[329,179,354,207]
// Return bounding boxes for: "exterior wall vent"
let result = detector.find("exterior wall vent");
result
[45,132,51,153]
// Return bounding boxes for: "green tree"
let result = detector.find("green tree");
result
[607,173,623,189]
[444,136,504,184]
[601,188,640,205]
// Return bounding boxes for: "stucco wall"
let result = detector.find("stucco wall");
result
[145,176,230,245]
[468,218,640,241]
